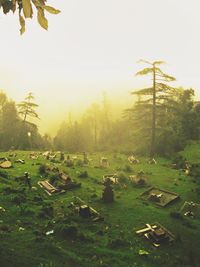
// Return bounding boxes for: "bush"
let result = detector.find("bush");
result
[172,155,187,169]
[117,172,128,183]
[12,193,27,205]
[0,169,8,178]
[38,164,47,175]
[122,164,133,173]
[170,211,183,220]
[189,164,200,182]
[49,174,59,185]
[78,171,88,178]
[39,204,54,218]
[76,159,84,167]
[55,223,78,239]
[2,186,18,194]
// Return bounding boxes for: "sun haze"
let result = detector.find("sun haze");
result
[1,0,200,133]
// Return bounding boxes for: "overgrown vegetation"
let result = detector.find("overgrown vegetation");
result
[0,148,199,267]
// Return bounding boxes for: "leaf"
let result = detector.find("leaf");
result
[43,5,60,14]
[22,0,32,18]
[37,8,48,30]
[2,1,13,14]
[19,14,25,35]
[12,0,17,13]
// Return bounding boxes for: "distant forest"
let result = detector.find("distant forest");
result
[1,80,200,157]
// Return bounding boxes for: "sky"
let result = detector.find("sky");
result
[1,0,200,134]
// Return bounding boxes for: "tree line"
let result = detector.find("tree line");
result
[2,60,200,156]
[54,61,200,157]
[0,91,51,151]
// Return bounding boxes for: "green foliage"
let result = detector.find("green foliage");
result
[0,169,8,178]
[38,163,47,175]
[18,92,39,122]
[122,164,133,173]
[78,170,89,178]
[117,172,128,183]
[0,150,200,266]
[129,60,176,157]
[0,0,60,34]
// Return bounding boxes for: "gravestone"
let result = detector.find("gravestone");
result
[102,179,114,203]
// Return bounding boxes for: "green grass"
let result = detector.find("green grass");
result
[0,150,199,267]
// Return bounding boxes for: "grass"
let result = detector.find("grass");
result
[0,149,199,267]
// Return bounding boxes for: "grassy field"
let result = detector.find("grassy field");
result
[0,148,200,267]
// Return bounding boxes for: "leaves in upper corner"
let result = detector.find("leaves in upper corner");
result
[2,0,13,14]
[43,5,60,14]
[37,8,48,30]
[22,0,33,18]
[12,0,17,13]
[19,14,25,35]
[0,0,61,33]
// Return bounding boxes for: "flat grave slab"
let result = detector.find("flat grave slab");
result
[180,201,200,219]
[140,187,180,207]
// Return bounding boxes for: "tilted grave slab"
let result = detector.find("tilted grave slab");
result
[38,180,58,195]
[136,223,175,248]
[103,174,119,184]
[68,197,104,222]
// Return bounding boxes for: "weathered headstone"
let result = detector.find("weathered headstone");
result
[102,179,114,203]
[100,157,109,168]
[24,172,32,190]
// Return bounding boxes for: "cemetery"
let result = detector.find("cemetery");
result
[0,149,199,267]
[1,1,200,266]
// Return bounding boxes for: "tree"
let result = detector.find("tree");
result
[17,92,41,149]
[132,60,176,157]
[17,92,39,123]
[0,0,60,34]
[85,103,101,149]
[1,101,20,150]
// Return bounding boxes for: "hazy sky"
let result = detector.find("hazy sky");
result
[1,0,200,134]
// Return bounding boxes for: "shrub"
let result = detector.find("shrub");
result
[38,164,47,175]
[78,171,88,178]
[55,223,78,239]
[122,164,133,173]
[76,159,84,167]
[0,169,8,178]
[170,211,183,220]
[117,172,128,183]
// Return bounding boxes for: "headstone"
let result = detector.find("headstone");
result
[65,155,74,167]
[79,205,91,218]
[24,172,32,190]
[100,157,109,168]
[102,179,114,203]
[83,152,89,164]
[60,152,65,161]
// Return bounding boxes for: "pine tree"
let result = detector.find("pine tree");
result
[131,60,176,157]
[18,92,39,123]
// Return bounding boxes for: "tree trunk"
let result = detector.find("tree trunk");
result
[150,64,156,158]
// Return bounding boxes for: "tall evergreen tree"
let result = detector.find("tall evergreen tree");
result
[17,92,39,123]
[132,60,176,157]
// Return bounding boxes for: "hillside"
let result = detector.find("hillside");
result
[0,150,199,267]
